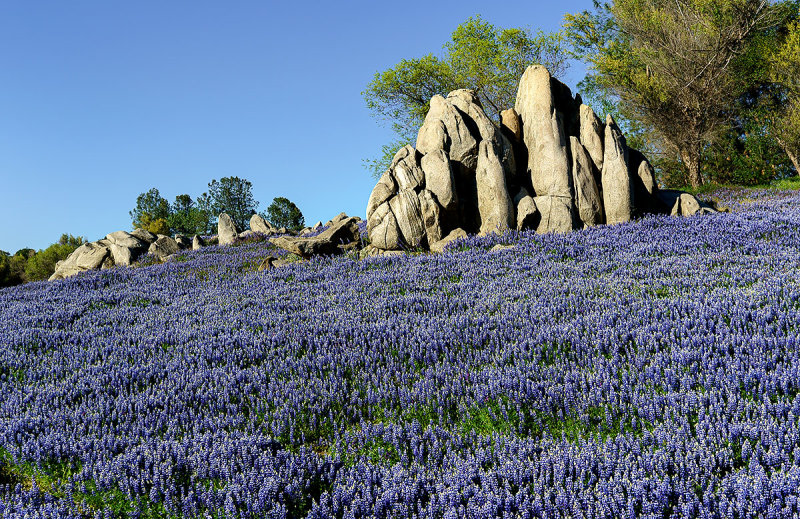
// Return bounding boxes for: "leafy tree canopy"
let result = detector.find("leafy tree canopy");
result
[167,194,212,236]
[206,177,258,231]
[130,188,171,234]
[363,15,570,177]
[265,197,305,231]
[565,0,795,188]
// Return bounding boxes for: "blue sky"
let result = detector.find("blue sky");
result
[0,1,593,253]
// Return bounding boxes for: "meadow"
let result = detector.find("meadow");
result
[2,187,800,518]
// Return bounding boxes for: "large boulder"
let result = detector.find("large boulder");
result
[49,242,111,281]
[250,214,274,234]
[601,115,632,225]
[106,231,146,250]
[130,228,157,244]
[270,217,361,258]
[218,213,238,246]
[148,236,179,259]
[570,137,604,227]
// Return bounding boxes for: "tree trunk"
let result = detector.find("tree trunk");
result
[680,148,704,189]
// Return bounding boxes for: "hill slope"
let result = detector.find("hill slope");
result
[2,188,800,517]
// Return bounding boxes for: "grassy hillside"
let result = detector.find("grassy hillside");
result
[2,187,800,518]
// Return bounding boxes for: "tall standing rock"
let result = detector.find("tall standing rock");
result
[570,137,604,226]
[475,140,514,235]
[218,213,239,246]
[515,65,572,200]
[579,104,605,176]
[601,115,632,225]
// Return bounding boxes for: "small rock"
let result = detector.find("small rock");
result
[192,235,205,250]
[490,244,516,252]
[429,228,468,254]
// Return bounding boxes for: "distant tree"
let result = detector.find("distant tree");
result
[24,234,86,282]
[565,0,790,187]
[265,197,305,231]
[0,252,9,287]
[167,194,211,236]
[206,177,258,231]
[363,15,570,177]
[130,188,172,234]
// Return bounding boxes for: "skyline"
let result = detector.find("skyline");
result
[0,1,592,253]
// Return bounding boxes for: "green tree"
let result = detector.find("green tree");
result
[24,234,86,282]
[363,15,570,178]
[130,188,172,234]
[771,15,800,173]
[167,194,211,236]
[206,177,258,231]
[265,197,305,231]
[565,0,789,188]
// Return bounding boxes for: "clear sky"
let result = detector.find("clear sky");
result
[0,0,593,253]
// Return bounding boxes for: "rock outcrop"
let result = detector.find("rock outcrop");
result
[49,228,194,281]
[270,217,361,258]
[365,65,714,251]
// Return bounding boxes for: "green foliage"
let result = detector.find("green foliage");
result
[205,177,258,231]
[771,13,800,173]
[265,197,305,231]
[130,188,171,232]
[0,253,9,288]
[24,234,86,282]
[166,194,212,236]
[565,0,791,188]
[363,15,569,177]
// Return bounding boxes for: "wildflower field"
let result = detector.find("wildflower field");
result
[2,188,800,518]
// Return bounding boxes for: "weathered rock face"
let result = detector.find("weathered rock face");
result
[218,213,238,246]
